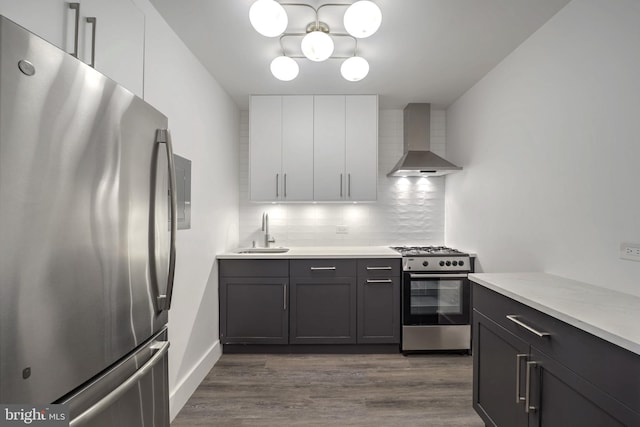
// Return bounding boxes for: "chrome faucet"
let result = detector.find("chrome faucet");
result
[261,212,276,248]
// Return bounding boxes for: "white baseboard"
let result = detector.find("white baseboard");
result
[169,340,222,421]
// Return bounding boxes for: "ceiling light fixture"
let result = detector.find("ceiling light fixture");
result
[248,1,381,82]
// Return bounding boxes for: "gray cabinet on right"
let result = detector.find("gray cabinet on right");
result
[357,259,401,344]
[472,284,640,427]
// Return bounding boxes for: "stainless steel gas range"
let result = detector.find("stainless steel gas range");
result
[390,246,474,353]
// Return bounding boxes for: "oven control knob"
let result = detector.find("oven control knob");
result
[452,261,458,266]
[422,260,429,267]
[439,261,445,267]
[459,260,464,267]
[445,261,451,266]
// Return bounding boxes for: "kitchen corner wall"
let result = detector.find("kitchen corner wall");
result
[445,0,640,296]
[238,108,447,247]
[134,0,240,420]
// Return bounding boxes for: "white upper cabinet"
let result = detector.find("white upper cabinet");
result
[315,95,378,202]
[345,95,378,201]
[0,1,69,49]
[282,96,314,201]
[250,96,283,201]
[250,95,314,202]
[250,95,377,202]
[0,0,144,98]
[313,96,346,201]
[80,0,145,97]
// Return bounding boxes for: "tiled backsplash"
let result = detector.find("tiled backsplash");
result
[238,108,446,247]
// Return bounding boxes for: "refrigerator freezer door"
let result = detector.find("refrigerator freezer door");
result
[0,16,170,403]
[60,328,169,427]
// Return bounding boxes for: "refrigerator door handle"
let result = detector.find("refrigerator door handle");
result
[69,341,170,427]
[155,129,177,311]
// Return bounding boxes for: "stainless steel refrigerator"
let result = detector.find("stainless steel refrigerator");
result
[0,15,176,426]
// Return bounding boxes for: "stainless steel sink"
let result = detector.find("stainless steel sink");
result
[234,247,290,254]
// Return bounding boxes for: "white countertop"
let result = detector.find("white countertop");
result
[469,272,640,356]
[217,246,402,259]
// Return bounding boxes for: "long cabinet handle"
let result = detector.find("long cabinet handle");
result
[348,173,351,198]
[86,17,97,68]
[366,266,392,270]
[284,173,287,198]
[68,3,80,58]
[506,315,550,338]
[283,284,287,310]
[366,279,392,284]
[69,340,170,426]
[525,361,538,413]
[340,174,343,198]
[156,129,177,311]
[515,354,527,403]
[276,173,279,198]
[310,267,336,271]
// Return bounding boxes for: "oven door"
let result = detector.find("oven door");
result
[402,273,470,325]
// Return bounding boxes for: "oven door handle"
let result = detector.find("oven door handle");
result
[408,273,469,279]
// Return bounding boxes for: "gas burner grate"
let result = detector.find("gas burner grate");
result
[390,246,466,256]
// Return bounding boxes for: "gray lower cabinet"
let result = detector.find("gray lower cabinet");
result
[219,260,289,344]
[219,257,401,347]
[472,284,640,427]
[357,259,401,344]
[289,259,357,344]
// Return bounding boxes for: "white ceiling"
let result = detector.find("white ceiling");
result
[149,0,570,109]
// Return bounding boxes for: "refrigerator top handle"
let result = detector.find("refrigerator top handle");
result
[155,129,177,311]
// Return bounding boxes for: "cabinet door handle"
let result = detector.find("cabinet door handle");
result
[340,174,343,198]
[86,17,97,68]
[515,354,527,403]
[506,315,550,338]
[366,279,392,284]
[366,266,392,270]
[348,173,351,198]
[68,3,80,58]
[275,173,279,198]
[310,267,336,271]
[283,284,287,310]
[284,173,287,198]
[525,361,538,413]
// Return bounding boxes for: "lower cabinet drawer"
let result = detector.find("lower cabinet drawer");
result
[289,259,356,277]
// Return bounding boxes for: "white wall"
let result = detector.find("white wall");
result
[238,108,447,247]
[132,0,240,419]
[445,0,640,295]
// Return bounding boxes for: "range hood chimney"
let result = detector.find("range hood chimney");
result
[387,103,462,177]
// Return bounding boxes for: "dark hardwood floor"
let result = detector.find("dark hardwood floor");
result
[172,353,484,426]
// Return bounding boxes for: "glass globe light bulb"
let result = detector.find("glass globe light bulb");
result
[344,1,382,39]
[301,31,334,62]
[270,56,299,81]
[341,56,370,81]
[249,0,288,37]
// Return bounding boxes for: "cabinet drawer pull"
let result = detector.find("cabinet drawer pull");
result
[506,315,550,338]
[366,266,392,270]
[310,267,336,271]
[366,279,392,284]
[525,361,538,413]
[515,354,527,403]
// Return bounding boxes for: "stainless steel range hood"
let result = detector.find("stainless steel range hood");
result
[387,103,462,177]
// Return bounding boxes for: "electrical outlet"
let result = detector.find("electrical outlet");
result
[620,242,640,262]
[336,225,348,234]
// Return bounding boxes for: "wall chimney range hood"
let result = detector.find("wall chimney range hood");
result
[387,103,462,177]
